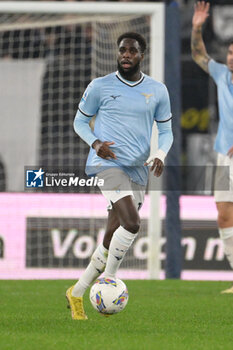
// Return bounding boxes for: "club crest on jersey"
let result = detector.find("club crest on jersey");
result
[141,93,154,104]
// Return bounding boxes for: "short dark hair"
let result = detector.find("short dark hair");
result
[117,32,147,53]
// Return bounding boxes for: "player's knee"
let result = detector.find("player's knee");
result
[217,203,233,228]
[218,211,230,227]
[124,218,140,233]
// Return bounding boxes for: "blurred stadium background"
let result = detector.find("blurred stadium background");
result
[0,0,232,281]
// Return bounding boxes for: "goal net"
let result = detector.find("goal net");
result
[0,2,164,279]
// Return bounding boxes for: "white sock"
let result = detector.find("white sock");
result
[219,227,233,269]
[104,226,137,279]
[72,243,108,297]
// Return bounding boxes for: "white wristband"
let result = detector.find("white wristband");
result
[146,149,166,165]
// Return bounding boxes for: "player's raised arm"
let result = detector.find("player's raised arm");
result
[191,1,211,73]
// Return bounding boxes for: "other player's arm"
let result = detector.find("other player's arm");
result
[191,1,211,73]
[144,119,173,177]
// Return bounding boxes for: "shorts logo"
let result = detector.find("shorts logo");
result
[113,186,121,193]
[26,168,44,188]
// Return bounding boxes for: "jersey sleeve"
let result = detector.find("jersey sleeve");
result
[208,59,227,84]
[154,84,172,123]
[78,78,101,117]
[73,110,98,147]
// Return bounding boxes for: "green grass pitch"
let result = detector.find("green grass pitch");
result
[0,280,232,350]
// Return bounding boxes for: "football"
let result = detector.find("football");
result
[89,277,129,315]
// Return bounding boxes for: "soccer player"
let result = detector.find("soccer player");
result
[191,2,233,293]
[66,32,173,319]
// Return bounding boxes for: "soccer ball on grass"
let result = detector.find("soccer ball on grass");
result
[89,277,129,315]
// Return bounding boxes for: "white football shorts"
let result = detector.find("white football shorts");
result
[214,153,233,202]
[97,168,145,210]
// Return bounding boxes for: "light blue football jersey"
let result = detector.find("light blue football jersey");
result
[208,59,233,155]
[78,71,172,185]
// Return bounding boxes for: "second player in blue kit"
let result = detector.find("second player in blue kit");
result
[191,2,233,294]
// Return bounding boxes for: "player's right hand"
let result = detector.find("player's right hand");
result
[92,140,117,160]
[192,1,210,29]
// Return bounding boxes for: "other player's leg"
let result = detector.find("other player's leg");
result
[214,154,233,293]
[217,202,233,294]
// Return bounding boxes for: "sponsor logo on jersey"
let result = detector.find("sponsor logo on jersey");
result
[110,95,121,100]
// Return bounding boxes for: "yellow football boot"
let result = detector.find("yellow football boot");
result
[221,285,233,294]
[66,286,88,320]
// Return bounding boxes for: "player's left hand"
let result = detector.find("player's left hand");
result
[227,146,233,158]
[144,157,164,177]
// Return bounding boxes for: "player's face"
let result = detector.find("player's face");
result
[117,38,144,76]
[226,44,233,73]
